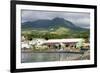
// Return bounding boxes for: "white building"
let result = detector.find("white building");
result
[44,38,84,44]
[21,41,30,49]
[21,38,46,49]
[29,38,46,45]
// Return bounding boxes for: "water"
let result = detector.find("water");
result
[21,52,84,63]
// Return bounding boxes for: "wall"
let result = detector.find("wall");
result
[0,0,99,73]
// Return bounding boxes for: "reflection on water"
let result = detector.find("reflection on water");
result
[21,52,84,63]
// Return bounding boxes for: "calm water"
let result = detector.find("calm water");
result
[21,52,84,63]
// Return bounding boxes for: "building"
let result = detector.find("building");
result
[21,38,85,50]
[43,38,84,49]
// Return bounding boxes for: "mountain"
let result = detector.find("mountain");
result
[22,17,87,31]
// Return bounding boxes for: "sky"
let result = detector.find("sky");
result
[21,10,90,28]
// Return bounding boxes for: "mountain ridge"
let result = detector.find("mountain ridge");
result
[22,17,88,31]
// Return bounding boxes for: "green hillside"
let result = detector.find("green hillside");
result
[21,27,89,40]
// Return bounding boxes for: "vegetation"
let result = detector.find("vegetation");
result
[21,27,90,40]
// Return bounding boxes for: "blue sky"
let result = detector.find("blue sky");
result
[21,10,90,28]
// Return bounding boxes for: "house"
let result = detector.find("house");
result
[29,38,46,45]
[21,41,30,49]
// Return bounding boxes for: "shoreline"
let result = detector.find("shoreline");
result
[21,48,89,54]
[21,50,85,54]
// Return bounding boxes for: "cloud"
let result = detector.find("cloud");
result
[21,10,90,28]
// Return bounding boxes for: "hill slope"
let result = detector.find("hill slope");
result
[22,17,87,31]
